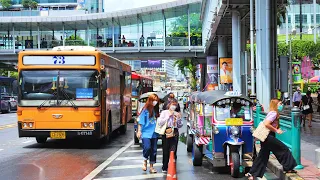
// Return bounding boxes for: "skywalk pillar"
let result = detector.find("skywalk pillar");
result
[232,11,241,93]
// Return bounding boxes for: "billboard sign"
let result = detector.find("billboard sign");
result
[141,60,162,68]
[219,58,233,84]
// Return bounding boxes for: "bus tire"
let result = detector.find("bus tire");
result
[186,128,193,152]
[119,108,128,134]
[134,130,139,144]
[36,137,47,143]
[105,113,112,142]
[192,142,203,166]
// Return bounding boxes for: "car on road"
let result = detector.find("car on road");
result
[0,94,12,113]
[2,95,17,111]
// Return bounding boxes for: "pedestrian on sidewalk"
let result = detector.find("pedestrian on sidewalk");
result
[157,101,183,173]
[316,88,320,115]
[163,93,181,112]
[300,91,313,127]
[292,87,302,107]
[246,99,297,180]
[136,93,160,173]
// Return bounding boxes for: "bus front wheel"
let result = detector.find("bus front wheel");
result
[36,137,47,143]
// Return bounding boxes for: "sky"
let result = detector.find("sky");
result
[103,0,177,12]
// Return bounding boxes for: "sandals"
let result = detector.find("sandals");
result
[149,167,157,173]
[142,161,147,171]
[284,170,297,174]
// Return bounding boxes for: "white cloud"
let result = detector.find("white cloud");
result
[103,0,177,12]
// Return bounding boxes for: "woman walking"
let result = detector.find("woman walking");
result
[158,101,183,173]
[246,99,297,179]
[300,91,313,127]
[136,94,159,173]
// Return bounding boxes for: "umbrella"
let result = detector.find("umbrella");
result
[138,92,166,102]
[309,76,320,83]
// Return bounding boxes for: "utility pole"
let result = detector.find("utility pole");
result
[299,0,302,40]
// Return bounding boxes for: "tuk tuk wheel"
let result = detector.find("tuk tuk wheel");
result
[186,128,193,152]
[230,152,241,178]
[192,142,203,166]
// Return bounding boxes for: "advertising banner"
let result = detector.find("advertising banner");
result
[219,58,233,84]
[141,60,162,68]
[206,56,218,90]
[292,61,302,83]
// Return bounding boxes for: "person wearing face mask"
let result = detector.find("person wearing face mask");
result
[157,101,183,173]
[292,87,302,107]
[136,93,160,173]
[163,93,181,112]
[246,99,297,180]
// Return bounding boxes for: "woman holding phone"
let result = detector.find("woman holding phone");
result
[136,93,160,173]
[157,101,183,173]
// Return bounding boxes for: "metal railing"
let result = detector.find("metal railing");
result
[254,104,304,169]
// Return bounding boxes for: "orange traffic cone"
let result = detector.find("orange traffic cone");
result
[166,151,177,180]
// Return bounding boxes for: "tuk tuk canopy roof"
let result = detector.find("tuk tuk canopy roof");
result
[138,92,166,102]
[193,90,253,106]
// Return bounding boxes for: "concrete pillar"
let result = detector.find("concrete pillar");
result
[187,4,191,50]
[12,24,15,53]
[232,11,241,93]
[37,24,40,49]
[87,21,90,46]
[241,18,247,94]
[262,0,271,111]
[112,18,115,51]
[62,22,65,46]
[218,36,227,90]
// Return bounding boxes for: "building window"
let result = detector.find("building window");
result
[288,15,291,24]
[311,14,320,24]
[295,14,307,24]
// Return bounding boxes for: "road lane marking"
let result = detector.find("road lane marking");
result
[93,174,165,180]
[124,149,162,153]
[82,140,133,180]
[116,155,163,161]
[105,163,162,170]
[0,123,17,130]
[22,140,34,144]
[130,145,140,148]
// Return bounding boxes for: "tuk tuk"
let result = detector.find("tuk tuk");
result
[133,92,166,144]
[188,90,254,178]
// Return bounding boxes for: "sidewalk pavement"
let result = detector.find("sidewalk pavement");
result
[256,143,320,180]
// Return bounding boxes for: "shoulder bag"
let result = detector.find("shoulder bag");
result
[252,121,270,142]
[303,98,310,110]
[155,118,167,135]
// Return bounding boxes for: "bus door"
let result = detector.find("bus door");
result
[120,73,125,125]
[101,71,107,135]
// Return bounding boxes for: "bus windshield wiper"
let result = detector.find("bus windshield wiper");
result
[60,88,78,110]
[37,91,58,109]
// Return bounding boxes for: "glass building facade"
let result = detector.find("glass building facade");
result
[0,2,202,50]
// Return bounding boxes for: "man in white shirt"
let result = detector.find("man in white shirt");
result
[220,62,232,83]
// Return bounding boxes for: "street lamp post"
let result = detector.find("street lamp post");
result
[289,30,297,107]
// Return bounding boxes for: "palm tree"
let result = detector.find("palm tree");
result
[174,58,199,91]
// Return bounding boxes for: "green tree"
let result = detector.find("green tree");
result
[0,0,12,10]
[174,58,199,90]
[22,0,37,9]
[65,35,86,46]
[277,0,290,26]
[0,63,18,79]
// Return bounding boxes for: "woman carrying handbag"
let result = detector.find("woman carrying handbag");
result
[246,99,297,180]
[157,101,183,173]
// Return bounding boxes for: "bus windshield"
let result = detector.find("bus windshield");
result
[19,70,99,107]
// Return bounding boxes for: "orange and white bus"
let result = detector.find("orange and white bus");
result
[17,46,132,143]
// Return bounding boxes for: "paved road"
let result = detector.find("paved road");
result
[0,112,254,180]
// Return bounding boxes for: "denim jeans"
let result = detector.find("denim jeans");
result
[142,138,158,164]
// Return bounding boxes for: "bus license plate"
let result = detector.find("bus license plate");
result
[225,118,243,126]
[50,131,66,139]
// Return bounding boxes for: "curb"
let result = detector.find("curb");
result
[255,144,304,180]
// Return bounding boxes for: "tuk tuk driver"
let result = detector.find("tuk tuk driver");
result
[231,103,244,118]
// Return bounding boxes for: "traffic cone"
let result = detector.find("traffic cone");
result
[166,151,177,180]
